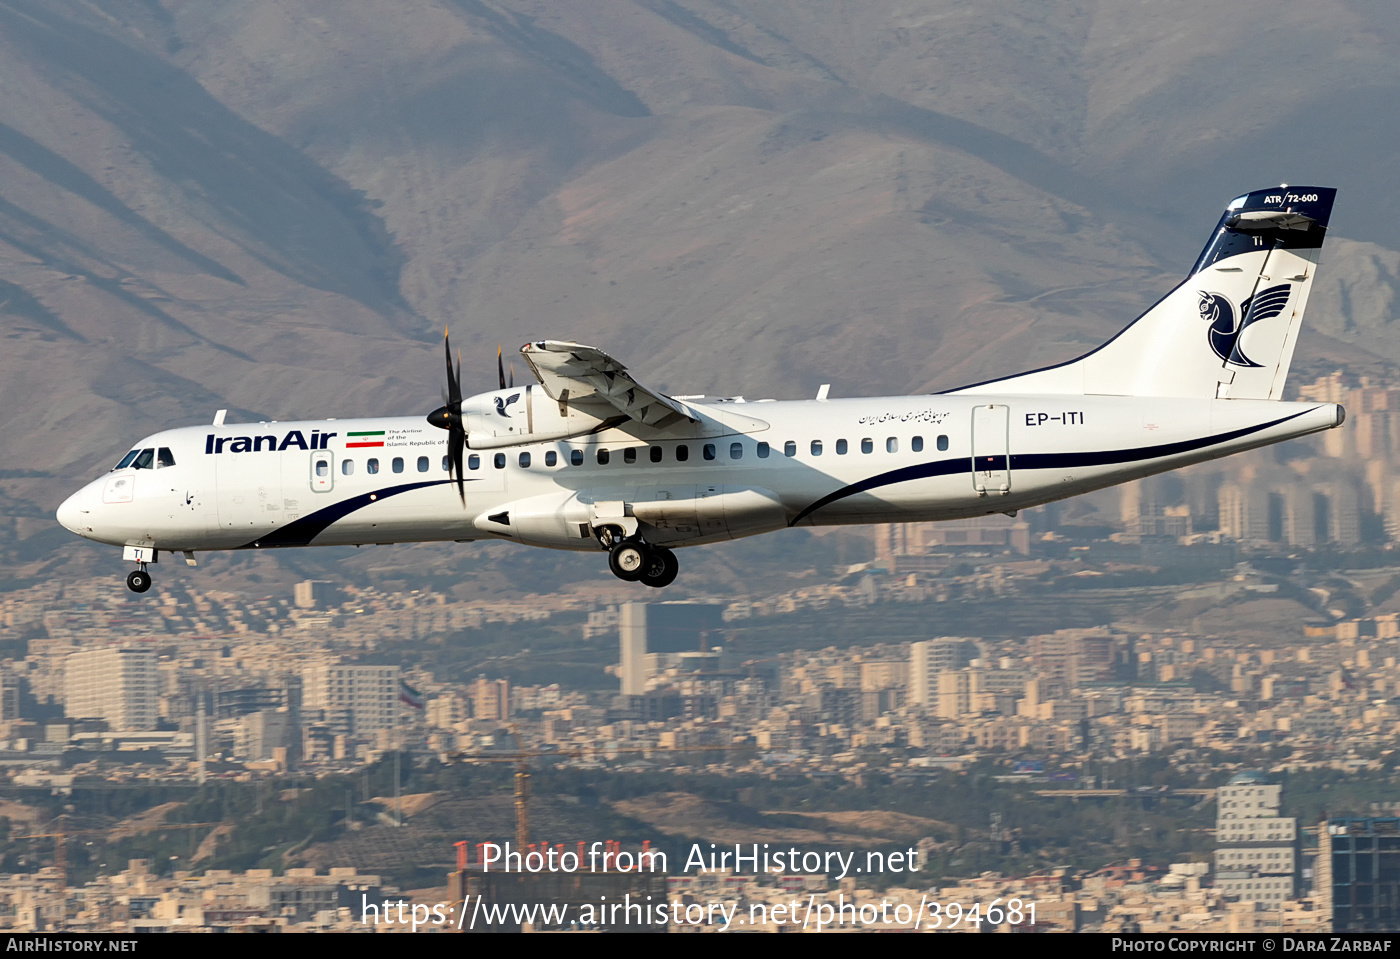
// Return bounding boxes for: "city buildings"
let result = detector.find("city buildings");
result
[63,646,158,731]
[1213,771,1298,903]
[1318,817,1400,932]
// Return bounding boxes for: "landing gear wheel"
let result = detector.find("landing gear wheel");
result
[126,569,152,593]
[639,548,679,589]
[608,541,647,582]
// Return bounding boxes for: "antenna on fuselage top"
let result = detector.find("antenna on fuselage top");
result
[212,409,227,426]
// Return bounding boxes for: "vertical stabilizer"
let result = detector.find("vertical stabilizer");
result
[951,186,1337,400]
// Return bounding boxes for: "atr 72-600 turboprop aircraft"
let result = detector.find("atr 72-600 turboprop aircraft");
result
[58,186,1345,593]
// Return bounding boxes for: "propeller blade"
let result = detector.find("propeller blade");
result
[428,328,469,507]
[498,345,506,391]
[449,430,465,504]
[509,361,515,390]
[445,328,461,407]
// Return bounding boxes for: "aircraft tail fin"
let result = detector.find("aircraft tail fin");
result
[951,186,1337,400]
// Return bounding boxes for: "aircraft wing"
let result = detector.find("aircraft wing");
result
[519,341,699,428]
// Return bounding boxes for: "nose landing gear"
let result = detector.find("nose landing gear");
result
[596,526,679,588]
[121,546,157,593]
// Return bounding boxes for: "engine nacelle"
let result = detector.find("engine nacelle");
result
[462,385,617,449]
[472,485,789,549]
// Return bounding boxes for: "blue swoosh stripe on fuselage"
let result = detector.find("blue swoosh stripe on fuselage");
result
[788,410,1308,526]
[238,479,462,548]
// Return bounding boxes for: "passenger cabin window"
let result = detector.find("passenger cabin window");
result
[114,450,141,470]
[417,456,430,472]
[836,439,848,455]
[442,455,450,472]
[342,460,354,476]
[494,453,506,469]
[468,454,480,470]
[570,449,584,467]
[597,449,610,465]
[703,444,716,461]
[157,448,176,468]
[861,438,873,454]
[624,448,637,464]
[784,441,796,457]
[650,446,663,463]
[519,452,531,468]
[367,458,379,474]
[315,461,329,477]
[811,440,823,456]
[546,451,558,467]
[757,442,770,458]
[886,437,898,453]
[730,442,743,460]
[392,457,404,473]
[937,435,949,451]
[677,445,689,462]
[912,436,924,452]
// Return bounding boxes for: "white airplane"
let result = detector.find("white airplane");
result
[58,185,1344,593]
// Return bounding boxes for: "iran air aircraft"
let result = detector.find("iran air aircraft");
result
[58,185,1345,593]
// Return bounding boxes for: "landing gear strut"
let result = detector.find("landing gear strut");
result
[126,567,152,593]
[597,528,679,588]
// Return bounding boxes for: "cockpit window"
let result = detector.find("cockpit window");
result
[157,448,176,468]
[114,450,141,470]
[132,449,155,470]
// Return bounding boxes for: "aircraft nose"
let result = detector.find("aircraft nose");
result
[56,490,89,536]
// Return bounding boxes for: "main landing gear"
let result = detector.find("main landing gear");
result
[596,527,679,588]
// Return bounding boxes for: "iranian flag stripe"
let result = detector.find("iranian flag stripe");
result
[346,430,385,448]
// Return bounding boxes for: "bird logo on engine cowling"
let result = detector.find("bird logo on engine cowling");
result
[1199,284,1291,369]
[494,392,521,417]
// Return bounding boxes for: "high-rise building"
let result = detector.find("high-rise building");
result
[1279,485,1317,547]
[469,675,510,722]
[1218,484,1271,542]
[1320,483,1362,546]
[294,580,337,609]
[908,639,980,707]
[301,663,400,737]
[1,674,19,722]
[618,602,723,695]
[64,646,158,731]
[234,708,298,763]
[1121,479,1192,538]
[1318,817,1400,932]
[1213,770,1297,902]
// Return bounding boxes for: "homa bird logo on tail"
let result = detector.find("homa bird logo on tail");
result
[1200,284,1292,368]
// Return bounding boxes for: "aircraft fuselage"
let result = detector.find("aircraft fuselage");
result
[57,393,1342,556]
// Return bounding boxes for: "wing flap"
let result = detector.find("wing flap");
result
[520,341,698,427]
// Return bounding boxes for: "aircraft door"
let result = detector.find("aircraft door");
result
[215,454,283,530]
[310,451,334,492]
[971,404,1011,495]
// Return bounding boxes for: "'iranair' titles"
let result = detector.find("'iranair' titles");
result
[204,431,337,454]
